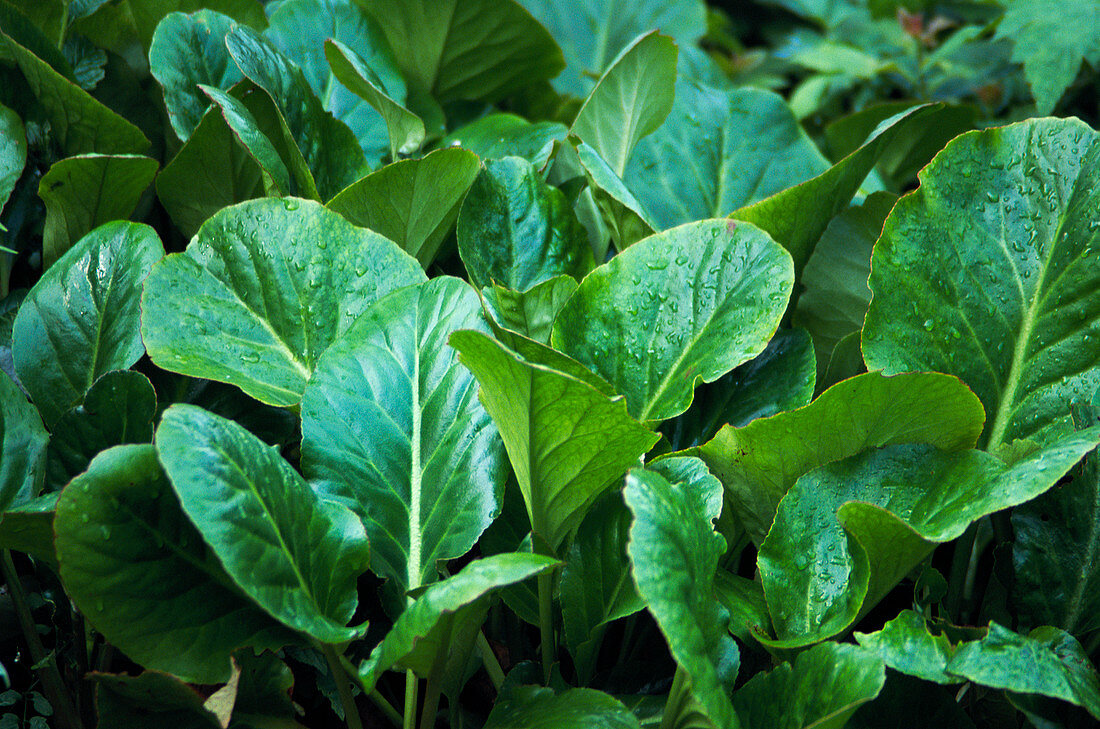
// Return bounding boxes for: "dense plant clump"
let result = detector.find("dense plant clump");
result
[2,0,1100,727]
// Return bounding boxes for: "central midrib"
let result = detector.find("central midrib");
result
[407,322,423,600]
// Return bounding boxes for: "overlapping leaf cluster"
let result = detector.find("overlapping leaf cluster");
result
[1,1,1099,728]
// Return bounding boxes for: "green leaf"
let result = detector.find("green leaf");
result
[733,642,885,729]
[624,462,739,729]
[93,671,222,729]
[156,405,370,644]
[141,198,424,407]
[516,0,705,97]
[854,610,959,685]
[732,104,939,274]
[696,371,985,545]
[458,157,594,291]
[627,81,829,230]
[569,31,677,178]
[44,370,156,491]
[995,0,1100,114]
[760,432,1100,645]
[553,219,793,422]
[1012,403,1100,635]
[947,623,1100,720]
[0,493,57,567]
[322,37,420,162]
[265,0,402,167]
[713,570,770,645]
[0,105,26,215]
[128,0,267,49]
[38,154,158,266]
[13,222,163,426]
[1,31,148,155]
[560,491,644,683]
[300,278,506,604]
[358,554,557,691]
[156,107,265,237]
[662,328,816,451]
[0,372,46,512]
[451,329,657,551]
[793,192,896,377]
[149,10,241,143]
[484,686,642,729]
[863,118,1100,449]
[326,148,480,267]
[360,0,564,105]
[572,139,657,251]
[225,25,366,200]
[443,113,566,168]
[55,444,294,682]
[481,276,578,345]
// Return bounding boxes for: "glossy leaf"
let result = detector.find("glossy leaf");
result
[553,219,792,423]
[569,31,677,178]
[45,370,156,491]
[733,642,885,729]
[761,433,1100,645]
[696,371,985,545]
[156,405,370,644]
[38,154,158,266]
[517,0,705,97]
[55,444,294,682]
[360,0,564,105]
[714,570,770,644]
[452,329,657,551]
[0,104,26,215]
[627,81,829,230]
[458,157,594,291]
[13,222,163,426]
[149,10,241,142]
[947,623,1100,720]
[573,139,657,251]
[624,463,739,729]
[863,118,1100,449]
[128,0,267,49]
[141,198,425,407]
[484,686,641,729]
[0,372,46,512]
[301,278,506,603]
[444,113,566,168]
[358,554,557,691]
[854,610,959,685]
[327,148,480,266]
[481,276,578,345]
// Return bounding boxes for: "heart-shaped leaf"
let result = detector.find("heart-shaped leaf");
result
[142,198,425,407]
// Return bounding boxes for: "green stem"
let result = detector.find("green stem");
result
[418,672,442,729]
[403,669,419,729]
[946,524,977,622]
[537,570,555,684]
[659,665,690,729]
[1,550,83,729]
[475,632,505,691]
[369,689,403,728]
[322,645,362,729]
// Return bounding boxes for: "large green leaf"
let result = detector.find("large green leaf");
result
[13,222,163,426]
[149,10,242,143]
[451,329,657,551]
[516,0,705,97]
[458,157,594,291]
[358,554,557,691]
[443,113,566,168]
[695,371,985,545]
[359,0,564,105]
[553,219,793,423]
[854,610,959,685]
[863,118,1100,449]
[44,370,156,491]
[1,31,148,155]
[225,25,366,200]
[624,462,739,729]
[732,104,938,274]
[156,107,265,237]
[55,444,294,682]
[38,154,158,266]
[0,104,26,215]
[326,147,480,267]
[93,671,222,729]
[760,432,1100,645]
[627,81,829,230]
[0,372,46,512]
[947,623,1100,720]
[569,31,677,178]
[732,642,885,729]
[156,404,370,644]
[995,0,1100,114]
[128,0,267,49]
[1012,403,1100,636]
[300,278,506,604]
[265,0,403,166]
[141,198,425,407]
[484,686,642,729]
